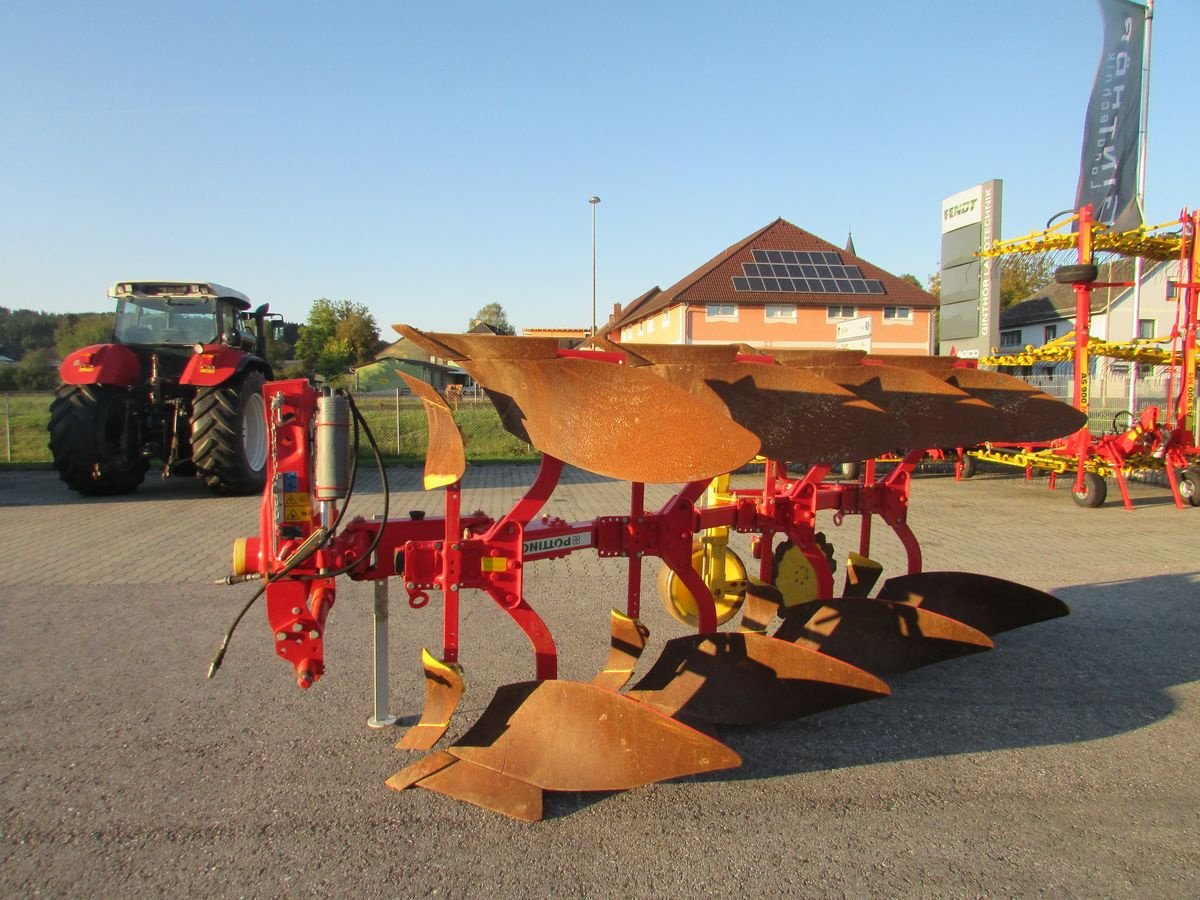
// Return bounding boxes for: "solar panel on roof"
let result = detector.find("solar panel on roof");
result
[733,248,886,295]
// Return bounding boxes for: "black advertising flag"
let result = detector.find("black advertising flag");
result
[1074,0,1146,230]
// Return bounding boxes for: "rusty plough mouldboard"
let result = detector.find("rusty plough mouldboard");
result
[213,328,1081,821]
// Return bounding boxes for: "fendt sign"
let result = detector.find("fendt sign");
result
[939,180,1002,358]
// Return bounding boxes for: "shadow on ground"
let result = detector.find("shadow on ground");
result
[542,570,1198,817]
[717,571,1200,778]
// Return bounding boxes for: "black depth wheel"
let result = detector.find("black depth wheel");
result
[1071,471,1107,508]
[1055,264,1099,284]
[48,384,148,495]
[191,371,268,495]
[959,454,977,478]
[1178,468,1200,508]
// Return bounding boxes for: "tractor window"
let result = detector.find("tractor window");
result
[114,299,218,345]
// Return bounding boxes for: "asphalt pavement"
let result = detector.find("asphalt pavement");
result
[1,464,1197,898]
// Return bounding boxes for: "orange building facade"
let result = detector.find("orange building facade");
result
[606,218,937,355]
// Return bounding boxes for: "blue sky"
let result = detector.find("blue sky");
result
[2,1,1194,335]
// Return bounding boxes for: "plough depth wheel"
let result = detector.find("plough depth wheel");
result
[657,540,747,627]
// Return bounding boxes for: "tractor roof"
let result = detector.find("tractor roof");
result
[108,281,252,310]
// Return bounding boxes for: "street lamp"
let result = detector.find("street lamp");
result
[589,196,601,335]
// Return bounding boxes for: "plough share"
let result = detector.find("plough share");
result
[219,327,1084,821]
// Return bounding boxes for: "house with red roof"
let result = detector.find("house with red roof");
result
[605,218,937,355]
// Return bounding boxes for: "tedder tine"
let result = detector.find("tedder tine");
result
[462,356,761,483]
[877,571,1071,636]
[398,374,466,490]
[772,598,994,675]
[664,363,900,464]
[944,367,1088,441]
[402,680,740,820]
[592,610,650,692]
[626,632,889,726]
[396,649,465,751]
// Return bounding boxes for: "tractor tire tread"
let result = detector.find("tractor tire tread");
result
[48,384,148,495]
[191,371,267,495]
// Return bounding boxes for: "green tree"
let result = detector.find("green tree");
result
[55,313,115,358]
[14,347,58,389]
[295,298,381,380]
[469,303,515,335]
[335,311,382,364]
[999,255,1054,308]
[0,307,65,359]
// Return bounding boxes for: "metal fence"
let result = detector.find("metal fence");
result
[1015,362,1183,434]
[2,392,52,463]
[1,389,535,465]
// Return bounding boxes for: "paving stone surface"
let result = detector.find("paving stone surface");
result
[1,464,1197,897]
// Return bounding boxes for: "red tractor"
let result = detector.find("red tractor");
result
[49,281,277,496]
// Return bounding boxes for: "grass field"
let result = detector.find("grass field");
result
[0,390,537,465]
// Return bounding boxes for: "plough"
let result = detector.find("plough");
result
[215,327,1085,820]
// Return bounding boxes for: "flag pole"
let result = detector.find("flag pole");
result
[1128,0,1154,413]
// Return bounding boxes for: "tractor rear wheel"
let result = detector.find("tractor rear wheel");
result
[191,371,268,495]
[1178,468,1200,507]
[1071,471,1107,508]
[48,384,148,495]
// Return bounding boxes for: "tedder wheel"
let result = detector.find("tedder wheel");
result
[657,541,748,627]
[959,454,977,479]
[1111,410,1134,434]
[1054,264,1099,284]
[1071,471,1107,508]
[48,384,148,495]
[191,370,268,495]
[1178,468,1200,507]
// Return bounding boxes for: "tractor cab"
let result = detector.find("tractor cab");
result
[110,282,258,351]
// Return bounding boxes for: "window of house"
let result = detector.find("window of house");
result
[645,317,654,333]
[764,304,796,322]
[1134,319,1157,380]
[999,330,1022,348]
[883,306,912,322]
[1044,324,1058,342]
[637,322,643,336]
[622,328,632,342]
[826,305,856,320]
[662,307,670,327]
[705,303,737,321]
